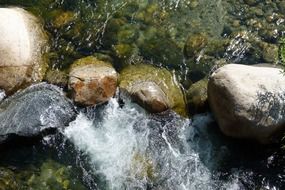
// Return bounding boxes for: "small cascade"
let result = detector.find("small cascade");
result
[64,98,241,190]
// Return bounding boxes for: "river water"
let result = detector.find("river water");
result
[1,0,285,189]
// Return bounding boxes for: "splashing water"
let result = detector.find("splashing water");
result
[64,98,241,190]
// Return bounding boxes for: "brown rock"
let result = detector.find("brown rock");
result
[68,56,118,106]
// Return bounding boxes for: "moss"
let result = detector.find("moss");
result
[70,56,113,71]
[44,69,69,87]
[52,10,76,28]
[184,33,208,58]
[119,64,187,117]
[137,27,184,69]
[278,37,285,66]
[186,78,209,114]
[112,44,138,59]
[27,159,85,190]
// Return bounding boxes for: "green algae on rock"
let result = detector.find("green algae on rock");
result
[119,64,187,117]
[27,159,85,190]
[186,78,208,114]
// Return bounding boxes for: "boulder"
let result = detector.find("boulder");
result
[68,56,118,106]
[0,8,49,94]
[119,64,187,117]
[0,83,76,143]
[208,64,285,143]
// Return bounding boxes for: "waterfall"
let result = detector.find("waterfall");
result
[64,98,240,190]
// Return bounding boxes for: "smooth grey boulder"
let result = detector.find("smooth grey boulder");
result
[208,64,285,144]
[0,83,76,143]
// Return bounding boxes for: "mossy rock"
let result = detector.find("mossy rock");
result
[69,56,113,71]
[186,78,209,114]
[51,10,76,28]
[27,159,85,190]
[119,64,187,117]
[137,27,184,69]
[0,167,23,190]
[184,33,208,58]
[44,69,69,87]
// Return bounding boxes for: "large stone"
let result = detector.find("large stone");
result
[0,83,76,143]
[0,8,48,94]
[119,64,187,117]
[208,64,285,143]
[68,56,118,106]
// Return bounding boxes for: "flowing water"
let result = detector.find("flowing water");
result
[1,0,285,189]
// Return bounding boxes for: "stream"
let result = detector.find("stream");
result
[1,0,285,189]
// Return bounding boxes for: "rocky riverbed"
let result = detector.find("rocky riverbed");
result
[1,0,285,189]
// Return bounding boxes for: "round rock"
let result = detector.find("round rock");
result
[0,83,76,143]
[119,64,187,117]
[0,8,48,94]
[68,56,118,106]
[208,64,285,143]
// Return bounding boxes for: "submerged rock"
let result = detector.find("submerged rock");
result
[0,8,49,94]
[0,83,76,143]
[208,64,285,143]
[119,64,187,117]
[68,56,118,106]
[27,159,85,190]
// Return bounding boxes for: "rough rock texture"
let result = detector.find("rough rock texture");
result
[68,56,118,106]
[119,64,187,117]
[208,64,285,143]
[0,83,76,143]
[0,8,48,94]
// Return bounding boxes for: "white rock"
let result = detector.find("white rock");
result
[208,64,285,143]
[0,8,48,94]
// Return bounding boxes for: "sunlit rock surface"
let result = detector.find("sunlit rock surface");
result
[68,56,118,106]
[0,8,48,94]
[208,64,285,143]
[0,83,76,143]
[119,64,187,117]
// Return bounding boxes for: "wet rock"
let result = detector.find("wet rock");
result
[119,64,187,117]
[208,64,285,143]
[0,159,85,190]
[0,83,76,143]
[51,10,76,28]
[184,33,208,58]
[68,56,118,106]
[186,78,208,114]
[131,81,169,113]
[44,69,69,87]
[27,159,85,190]
[0,8,49,94]
[0,167,22,189]
[259,42,278,63]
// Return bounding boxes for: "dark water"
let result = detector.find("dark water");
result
[0,0,285,189]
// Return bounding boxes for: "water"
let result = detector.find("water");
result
[63,98,285,190]
[0,0,285,189]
